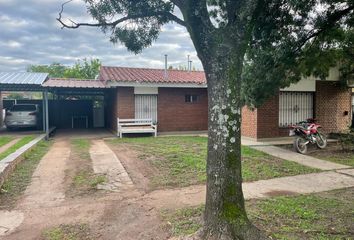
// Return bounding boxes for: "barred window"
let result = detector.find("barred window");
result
[279,92,314,127]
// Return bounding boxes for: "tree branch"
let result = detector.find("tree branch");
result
[294,5,354,53]
[170,0,187,9]
[57,0,187,29]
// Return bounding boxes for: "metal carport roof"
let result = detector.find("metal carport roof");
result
[0,72,49,91]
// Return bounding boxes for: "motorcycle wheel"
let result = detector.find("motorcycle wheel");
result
[294,137,308,154]
[315,133,327,149]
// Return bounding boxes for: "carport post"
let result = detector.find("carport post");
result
[42,91,46,132]
[44,90,49,140]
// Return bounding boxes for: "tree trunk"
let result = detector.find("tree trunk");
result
[201,52,266,240]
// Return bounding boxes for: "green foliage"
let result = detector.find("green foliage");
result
[84,0,174,53]
[28,62,67,78]
[248,189,354,239]
[43,224,92,240]
[28,58,101,79]
[0,135,36,160]
[165,188,354,239]
[4,93,26,100]
[63,58,101,79]
[161,205,204,236]
[0,136,13,147]
[241,1,354,106]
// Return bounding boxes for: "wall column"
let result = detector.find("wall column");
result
[44,90,49,140]
[316,81,352,133]
[0,91,3,128]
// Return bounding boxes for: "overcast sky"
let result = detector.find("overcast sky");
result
[0,0,202,72]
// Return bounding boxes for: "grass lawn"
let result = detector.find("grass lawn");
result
[163,188,354,239]
[0,136,14,148]
[108,136,319,188]
[0,140,51,209]
[43,223,93,240]
[308,144,354,167]
[0,135,36,160]
[282,143,354,167]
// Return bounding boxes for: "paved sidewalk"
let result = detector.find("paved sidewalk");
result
[90,140,133,192]
[145,168,354,209]
[241,138,350,170]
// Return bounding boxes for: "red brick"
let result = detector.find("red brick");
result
[157,88,208,132]
[315,81,352,133]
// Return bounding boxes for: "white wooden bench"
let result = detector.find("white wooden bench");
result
[117,118,157,138]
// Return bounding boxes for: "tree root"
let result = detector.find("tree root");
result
[175,223,269,240]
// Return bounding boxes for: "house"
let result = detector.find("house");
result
[99,66,208,133]
[1,67,353,139]
[99,66,353,138]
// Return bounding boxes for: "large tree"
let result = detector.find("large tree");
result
[57,1,353,239]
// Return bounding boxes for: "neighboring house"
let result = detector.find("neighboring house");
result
[99,66,353,138]
[243,68,353,139]
[0,67,352,138]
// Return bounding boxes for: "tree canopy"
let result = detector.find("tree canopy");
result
[27,58,101,79]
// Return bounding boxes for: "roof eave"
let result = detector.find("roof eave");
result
[106,80,207,88]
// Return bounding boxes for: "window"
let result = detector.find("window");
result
[279,92,314,127]
[185,94,198,103]
[11,104,36,112]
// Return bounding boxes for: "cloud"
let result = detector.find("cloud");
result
[0,0,202,72]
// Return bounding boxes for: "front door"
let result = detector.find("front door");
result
[135,95,157,123]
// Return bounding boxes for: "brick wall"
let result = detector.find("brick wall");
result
[315,81,352,133]
[105,89,118,131]
[241,93,291,139]
[109,87,208,132]
[256,95,281,138]
[107,83,352,136]
[242,82,353,139]
[117,87,135,119]
[241,106,257,138]
[158,88,208,132]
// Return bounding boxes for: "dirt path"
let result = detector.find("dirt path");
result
[0,138,20,155]
[19,140,70,208]
[0,140,71,238]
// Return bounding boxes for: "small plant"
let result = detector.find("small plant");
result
[43,223,92,240]
[331,132,354,151]
[90,175,107,187]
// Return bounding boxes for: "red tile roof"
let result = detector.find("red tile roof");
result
[99,66,207,85]
[43,78,106,89]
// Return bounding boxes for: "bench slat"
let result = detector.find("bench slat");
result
[118,118,152,122]
[117,118,157,138]
[120,123,153,126]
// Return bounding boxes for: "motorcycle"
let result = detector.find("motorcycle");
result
[289,118,327,154]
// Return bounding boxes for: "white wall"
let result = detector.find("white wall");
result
[281,67,340,92]
[134,87,158,95]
